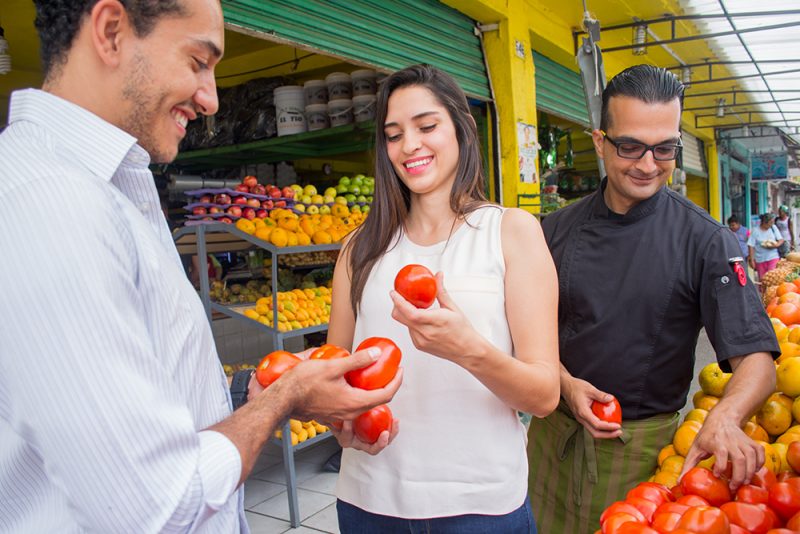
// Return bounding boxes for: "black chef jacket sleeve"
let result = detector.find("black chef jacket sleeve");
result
[698,227,780,372]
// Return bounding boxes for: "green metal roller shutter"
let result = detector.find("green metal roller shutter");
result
[533,51,590,127]
[222,0,491,100]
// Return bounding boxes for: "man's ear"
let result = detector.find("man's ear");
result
[89,0,131,68]
[591,129,605,160]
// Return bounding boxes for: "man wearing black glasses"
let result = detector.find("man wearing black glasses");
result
[527,65,778,534]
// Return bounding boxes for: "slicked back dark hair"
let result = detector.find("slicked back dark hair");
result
[600,65,685,131]
[33,0,186,80]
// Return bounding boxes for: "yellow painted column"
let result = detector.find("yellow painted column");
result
[478,1,540,210]
[707,141,721,222]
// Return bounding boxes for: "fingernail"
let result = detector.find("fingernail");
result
[367,347,381,359]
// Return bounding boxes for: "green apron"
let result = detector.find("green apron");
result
[527,401,679,534]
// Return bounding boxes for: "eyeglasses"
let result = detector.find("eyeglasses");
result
[600,131,683,161]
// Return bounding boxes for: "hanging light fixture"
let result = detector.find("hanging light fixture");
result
[742,124,749,137]
[0,26,10,75]
[716,98,726,118]
[681,66,692,87]
[632,23,648,56]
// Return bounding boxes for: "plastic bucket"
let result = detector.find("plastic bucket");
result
[305,103,330,131]
[303,79,328,106]
[325,72,352,100]
[352,94,377,123]
[274,86,307,136]
[328,98,353,127]
[351,69,377,96]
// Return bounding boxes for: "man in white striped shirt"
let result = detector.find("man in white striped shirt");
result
[0,1,401,532]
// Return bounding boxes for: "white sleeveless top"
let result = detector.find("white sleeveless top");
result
[336,205,528,518]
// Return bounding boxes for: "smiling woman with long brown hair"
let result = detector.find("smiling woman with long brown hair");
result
[326,64,560,533]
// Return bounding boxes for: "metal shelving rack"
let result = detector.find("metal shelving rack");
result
[174,223,341,528]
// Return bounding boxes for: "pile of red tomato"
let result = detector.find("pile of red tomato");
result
[597,465,800,533]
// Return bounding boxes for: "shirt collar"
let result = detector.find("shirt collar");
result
[8,89,151,180]
[591,177,666,222]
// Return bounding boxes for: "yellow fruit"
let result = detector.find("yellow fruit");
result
[694,394,720,412]
[673,420,702,457]
[743,421,770,443]
[697,455,716,470]
[312,230,333,245]
[243,309,260,321]
[685,408,709,424]
[658,444,678,466]
[235,218,256,235]
[306,425,317,438]
[792,396,800,424]
[778,342,800,363]
[254,226,273,242]
[772,392,794,412]
[286,231,298,247]
[789,327,800,344]
[661,455,685,474]
[777,357,800,397]
[297,232,311,246]
[756,441,779,473]
[278,217,299,232]
[289,419,303,433]
[771,442,792,473]
[252,218,266,229]
[270,228,288,247]
[290,431,299,446]
[757,397,793,436]
[775,323,791,343]
[698,363,732,397]
[653,470,679,488]
[297,428,309,442]
[776,430,800,446]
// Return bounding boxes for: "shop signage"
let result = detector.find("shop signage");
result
[751,152,788,181]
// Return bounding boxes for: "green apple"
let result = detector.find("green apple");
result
[363,185,373,195]
[345,193,356,203]
[364,176,375,186]
[338,176,351,186]
[348,185,361,195]
[334,196,348,205]
[319,205,331,215]
[362,205,370,213]
[350,204,362,213]
[366,196,373,203]
[294,204,306,213]
[290,184,303,197]
[323,195,335,204]
[301,194,312,204]
[356,195,367,203]
[352,176,364,187]
[336,184,349,194]
[324,187,337,198]
[306,205,320,214]
[303,184,317,197]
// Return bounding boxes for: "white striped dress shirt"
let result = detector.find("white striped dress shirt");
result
[0,89,246,533]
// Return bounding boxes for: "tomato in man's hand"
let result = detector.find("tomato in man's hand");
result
[592,396,622,424]
[679,467,732,507]
[394,264,437,309]
[353,404,393,444]
[309,344,350,360]
[255,350,301,388]
[346,337,402,390]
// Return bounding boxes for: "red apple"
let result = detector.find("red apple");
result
[281,186,295,199]
[246,197,261,208]
[199,194,212,203]
[250,184,267,196]
[261,199,274,209]
[243,175,258,188]
[214,193,231,205]
[235,184,250,193]
[268,187,282,199]
[226,206,242,217]
[242,207,256,220]
[192,206,207,215]
[208,206,223,214]
[219,217,233,224]
[202,216,213,221]
[256,209,267,218]
[274,200,287,208]
[233,196,248,205]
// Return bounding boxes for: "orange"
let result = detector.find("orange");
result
[296,232,311,246]
[792,396,800,424]
[234,218,256,235]
[756,440,780,473]
[254,226,273,242]
[269,227,288,247]
[673,420,702,457]
[780,292,800,305]
[661,455,685,474]
[775,430,800,446]
[771,392,794,412]
[653,470,679,488]
[775,324,791,343]
[771,442,792,473]
[743,421,770,443]
[757,396,793,436]
[772,302,800,327]
[286,231,298,247]
[684,408,709,424]
[698,363,731,397]
[658,444,678,466]
[778,282,799,297]
[778,342,800,364]
[278,217,299,232]
[789,327,800,344]
[694,394,720,412]
[312,230,333,245]
[777,358,800,397]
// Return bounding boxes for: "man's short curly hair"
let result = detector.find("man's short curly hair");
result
[33,0,186,79]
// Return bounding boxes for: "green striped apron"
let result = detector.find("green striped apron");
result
[527,401,679,534]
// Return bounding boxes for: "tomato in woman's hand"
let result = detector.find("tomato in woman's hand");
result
[309,344,350,360]
[394,264,437,308]
[353,404,393,444]
[679,467,733,507]
[255,350,301,388]
[346,337,402,390]
[676,506,730,534]
[592,396,622,424]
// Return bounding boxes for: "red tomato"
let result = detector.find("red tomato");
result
[601,512,643,534]
[754,504,782,530]
[676,506,730,534]
[394,264,437,308]
[776,471,795,483]
[255,350,301,388]
[677,494,711,507]
[729,525,748,534]
[752,465,778,490]
[680,467,733,507]
[787,442,800,473]
[600,502,647,525]
[768,481,800,521]
[346,337,401,390]
[720,501,776,534]
[764,530,797,533]
[625,496,658,523]
[651,503,689,534]
[353,404,393,444]
[788,510,800,530]
[615,523,658,534]
[309,344,350,360]
[592,396,623,424]
[736,484,769,505]
[626,482,675,508]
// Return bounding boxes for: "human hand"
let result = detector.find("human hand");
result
[561,376,622,439]
[389,272,481,363]
[329,417,400,455]
[679,413,764,490]
[280,347,404,422]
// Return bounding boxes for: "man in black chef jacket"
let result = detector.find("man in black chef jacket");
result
[527,65,779,534]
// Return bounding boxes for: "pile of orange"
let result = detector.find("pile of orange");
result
[236,207,365,247]
[241,286,332,332]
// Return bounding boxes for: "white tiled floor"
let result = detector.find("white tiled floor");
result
[245,437,341,533]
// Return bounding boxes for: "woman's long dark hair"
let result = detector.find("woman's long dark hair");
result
[347,64,488,316]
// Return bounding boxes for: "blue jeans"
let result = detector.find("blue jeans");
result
[336,497,537,534]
